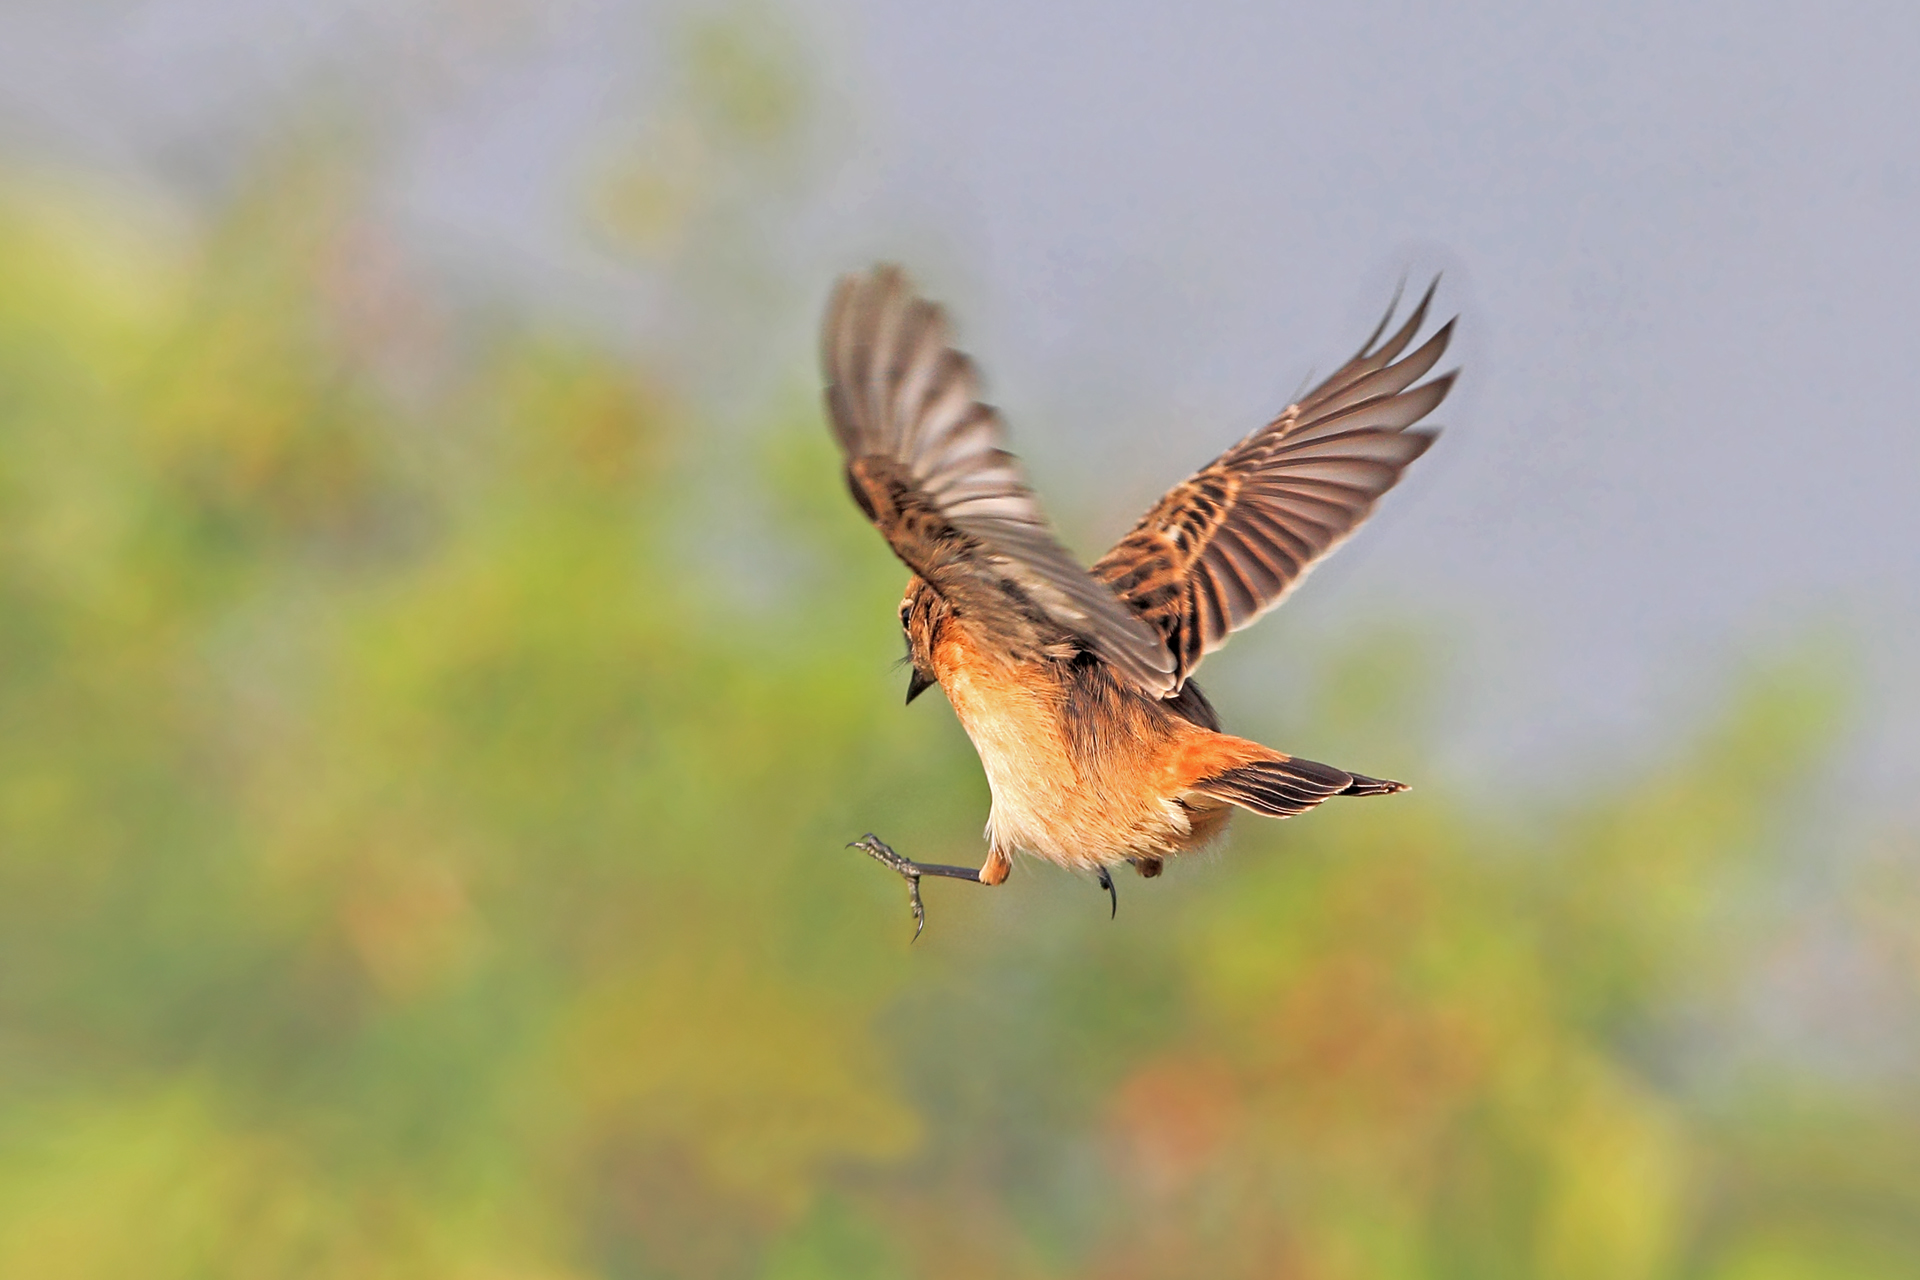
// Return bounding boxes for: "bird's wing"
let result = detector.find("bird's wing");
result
[1093,282,1454,691]
[823,265,1176,695]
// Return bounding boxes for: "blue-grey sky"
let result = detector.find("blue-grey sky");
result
[828,1,1920,812]
[3,0,1916,813]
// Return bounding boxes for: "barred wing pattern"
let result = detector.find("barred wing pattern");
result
[1094,283,1455,691]
[823,266,1177,695]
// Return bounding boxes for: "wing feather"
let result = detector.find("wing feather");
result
[1094,282,1454,690]
[824,266,1176,693]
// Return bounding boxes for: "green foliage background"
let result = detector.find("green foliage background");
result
[1,27,1917,1279]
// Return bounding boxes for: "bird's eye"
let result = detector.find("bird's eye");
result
[898,603,912,629]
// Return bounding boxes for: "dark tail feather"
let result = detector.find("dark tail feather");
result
[1191,757,1408,819]
[1340,770,1408,798]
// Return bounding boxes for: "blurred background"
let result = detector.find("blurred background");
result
[1,1,1917,1276]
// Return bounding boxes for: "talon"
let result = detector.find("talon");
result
[1096,866,1118,919]
[845,833,985,941]
[849,834,922,939]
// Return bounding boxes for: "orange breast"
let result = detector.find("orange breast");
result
[931,628,1076,797]
[929,624,1251,869]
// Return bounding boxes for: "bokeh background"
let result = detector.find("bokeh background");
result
[2,2,1918,1277]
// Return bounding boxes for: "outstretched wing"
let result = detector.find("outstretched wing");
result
[823,265,1176,694]
[1094,282,1455,691]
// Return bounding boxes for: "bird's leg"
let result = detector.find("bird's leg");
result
[1096,866,1118,918]
[847,833,982,942]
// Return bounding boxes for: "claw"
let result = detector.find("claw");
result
[1096,866,1118,919]
[846,834,987,941]
[849,834,925,941]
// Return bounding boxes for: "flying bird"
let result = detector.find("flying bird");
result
[823,265,1454,937]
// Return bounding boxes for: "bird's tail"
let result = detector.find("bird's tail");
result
[1188,754,1408,819]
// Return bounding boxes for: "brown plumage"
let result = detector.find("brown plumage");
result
[825,265,1452,934]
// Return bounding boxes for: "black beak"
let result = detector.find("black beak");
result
[905,669,934,704]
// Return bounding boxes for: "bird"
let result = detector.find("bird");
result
[822,265,1454,937]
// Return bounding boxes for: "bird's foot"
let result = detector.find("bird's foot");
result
[846,833,982,942]
[848,834,924,939]
[1096,866,1118,919]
